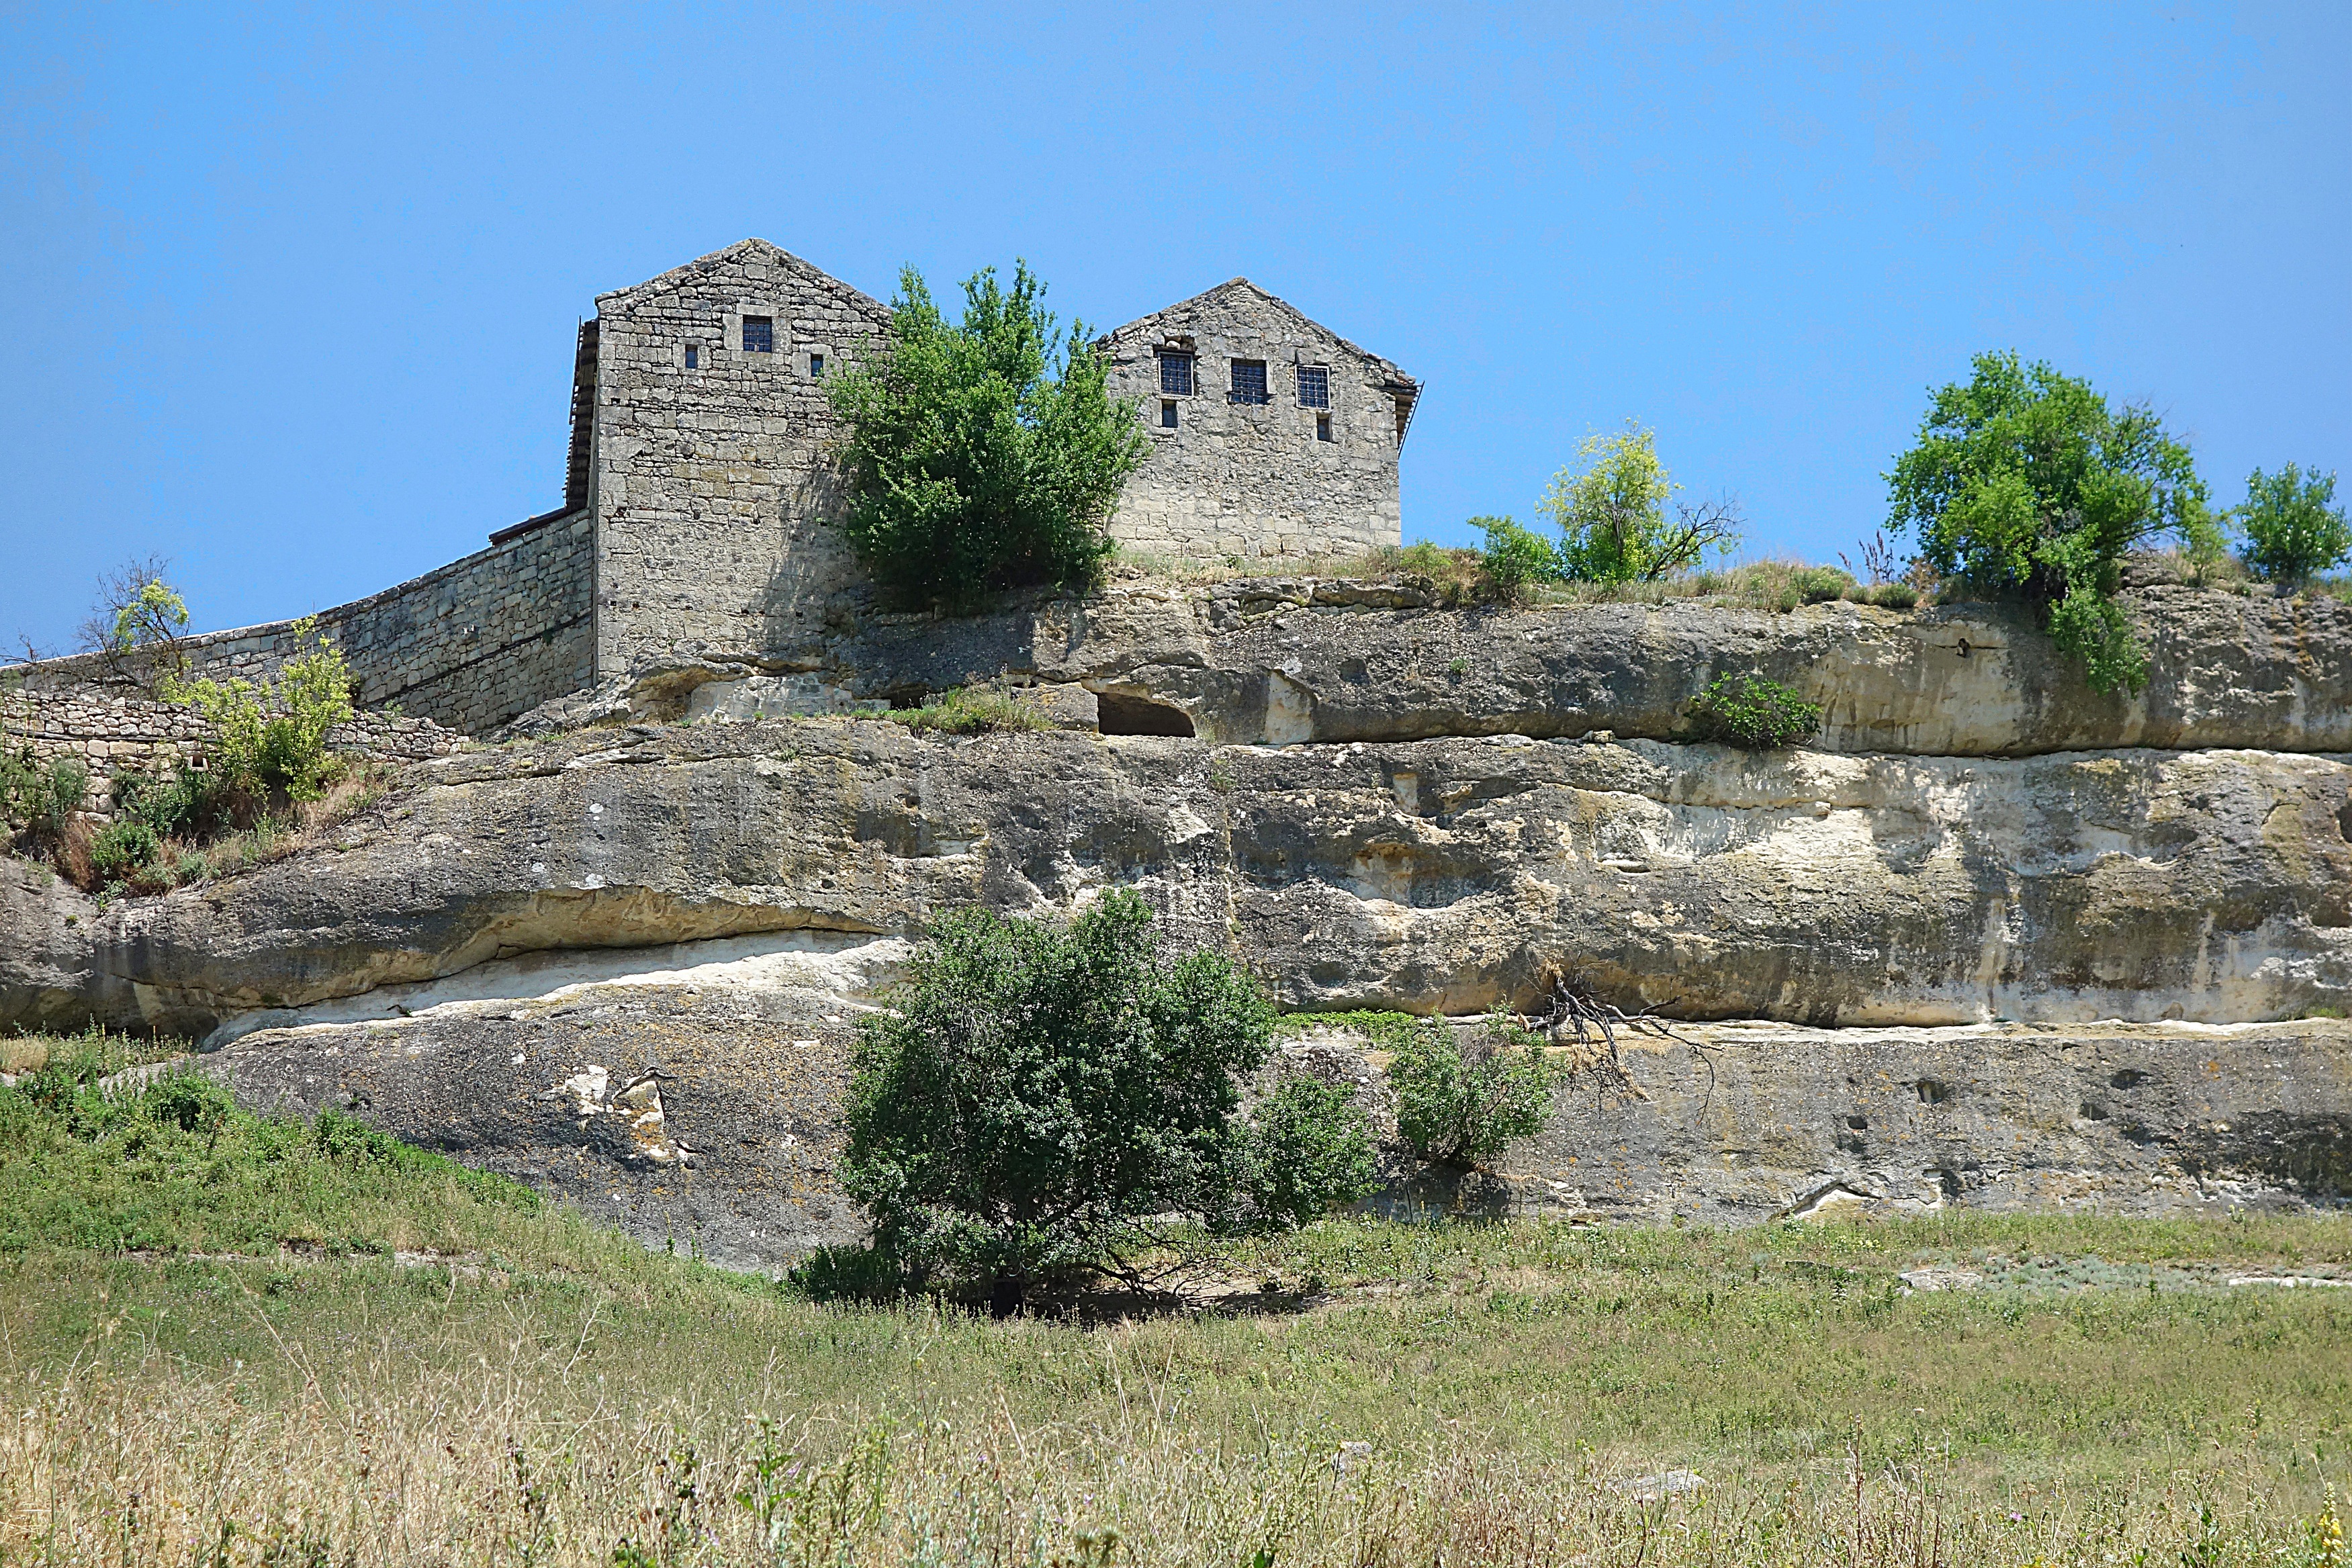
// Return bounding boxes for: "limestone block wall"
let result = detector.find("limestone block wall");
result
[14,510,593,736]
[590,239,893,674]
[3,686,459,816]
[1097,280,1415,561]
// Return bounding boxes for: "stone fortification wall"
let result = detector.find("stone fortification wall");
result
[15,510,592,736]
[590,239,893,673]
[3,686,459,815]
[1097,281,1414,561]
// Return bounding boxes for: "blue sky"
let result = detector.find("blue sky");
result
[3,3,2345,651]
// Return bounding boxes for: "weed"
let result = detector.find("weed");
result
[1687,672,1825,749]
[886,682,1052,736]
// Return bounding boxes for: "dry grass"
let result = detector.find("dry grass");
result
[5,1049,2351,1564]
[1113,543,1930,616]
[5,1221,2351,1566]
[93,761,400,899]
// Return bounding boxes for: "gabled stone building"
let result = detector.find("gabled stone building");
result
[19,240,1420,736]
[563,244,1419,671]
[565,239,895,673]
[1095,279,1420,561]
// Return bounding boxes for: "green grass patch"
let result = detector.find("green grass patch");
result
[885,681,1054,735]
[4,1028,2350,1565]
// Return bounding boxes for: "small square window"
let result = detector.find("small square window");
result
[1228,359,1269,405]
[1316,413,1332,443]
[1161,399,1178,429]
[742,316,774,353]
[809,353,825,378]
[1297,366,1330,408]
[1160,352,1193,396]
[684,346,698,370]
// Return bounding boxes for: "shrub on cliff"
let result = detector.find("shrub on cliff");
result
[1474,516,1564,597]
[1688,672,1823,749]
[1887,351,2219,694]
[1539,424,1741,584]
[1386,1019,1563,1171]
[2235,463,2350,588]
[829,263,1148,611]
[161,616,353,806]
[829,890,1375,1313]
[0,748,87,843]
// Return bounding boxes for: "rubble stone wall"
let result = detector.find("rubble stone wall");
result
[1097,281,1411,561]
[12,510,592,736]
[2,685,459,815]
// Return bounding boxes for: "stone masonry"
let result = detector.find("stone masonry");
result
[2,684,459,817]
[16,510,592,737]
[1095,279,1418,561]
[585,240,894,674]
[11,242,1416,736]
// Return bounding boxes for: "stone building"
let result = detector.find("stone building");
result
[1095,279,1420,561]
[13,240,1420,737]
[569,239,895,674]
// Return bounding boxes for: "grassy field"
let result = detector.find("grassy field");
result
[3,1032,2349,1566]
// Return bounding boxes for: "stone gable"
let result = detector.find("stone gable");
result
[1096,279,1418,561]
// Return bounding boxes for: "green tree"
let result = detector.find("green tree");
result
[1386,1019,1563,1171]
[2236,463,2349,587]
[76,556,189,689]
[1886,351,2216,694]
[1539,424,1739,583]
[837,892,1374,1313]
[829,263,1148,610]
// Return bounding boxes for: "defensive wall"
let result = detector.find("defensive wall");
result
[14,509,593,739]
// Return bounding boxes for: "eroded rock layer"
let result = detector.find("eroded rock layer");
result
[566,581,2352,756]
[6,586,2350,1261]
[8,722,2351,1038]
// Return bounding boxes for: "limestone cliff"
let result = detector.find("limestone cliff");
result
[4,584,2347,1267]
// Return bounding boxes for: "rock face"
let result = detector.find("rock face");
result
[5,586,2350,1266]
[9,721,2347,1037]
[581,580,2352,757]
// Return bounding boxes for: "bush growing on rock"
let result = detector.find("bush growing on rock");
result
[1887,350,2219,694]
[1539,424,1741,584]
[883,682,1052,735]
[830,890,1375,1313]
[829,262,1148,611]
[1474,516,1564,596]
[2235,464,2350,588]
[1386,1019,1563,1172]
[1688,672,1823,749]
[0,747,87,842]
[161,615,354,806]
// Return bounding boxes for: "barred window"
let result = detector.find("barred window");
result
[1159,351,1193,396]
[742,316,774,353]
[1228,359,1269,404]
[1297,365,1329,408]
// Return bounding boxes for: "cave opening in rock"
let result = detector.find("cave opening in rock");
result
[1096,693,1196,737]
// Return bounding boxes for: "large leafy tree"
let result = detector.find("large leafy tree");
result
[838,891,1375,1313]
[1887,351,2216,694]
[829,263,1148,610]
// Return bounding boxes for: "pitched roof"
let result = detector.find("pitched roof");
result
[1097,277,1417,389]
[594,238,891,318]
